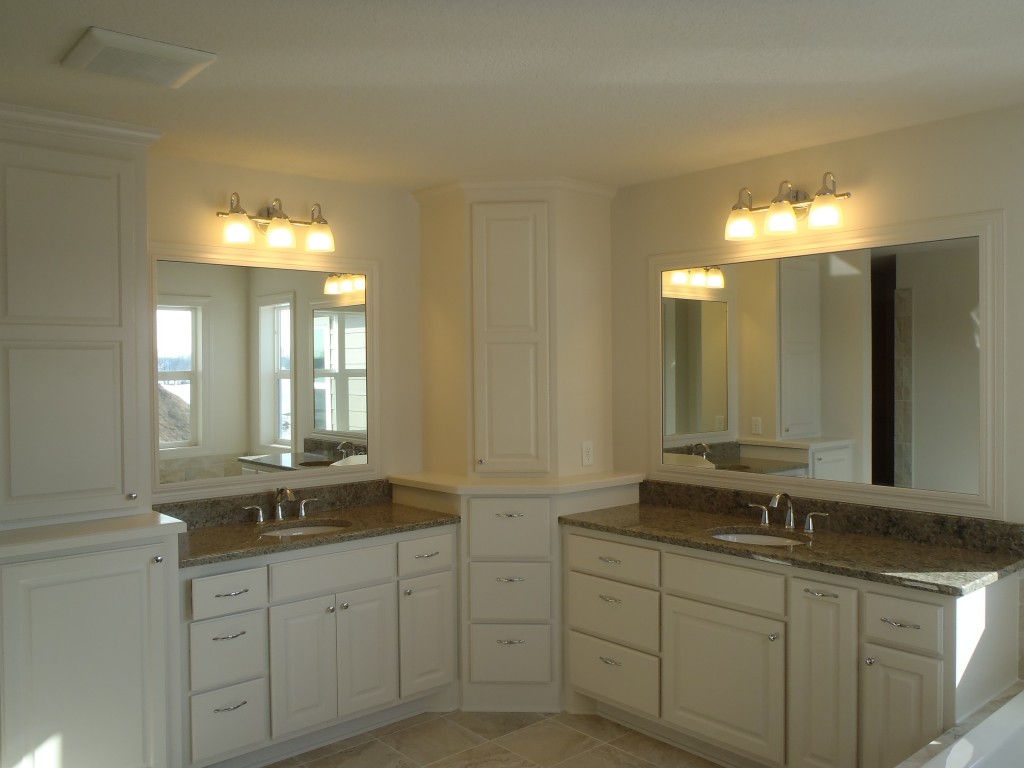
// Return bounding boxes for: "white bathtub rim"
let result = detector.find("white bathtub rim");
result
[921,687,1024,768]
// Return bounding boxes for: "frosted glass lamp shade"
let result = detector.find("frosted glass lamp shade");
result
[808,193,843,229]
[266,217,296,248]
[764,199,796,234]
[706,268,725,288]
[306,222,335,252]
[724,208,756,240]
[223,211,255,244]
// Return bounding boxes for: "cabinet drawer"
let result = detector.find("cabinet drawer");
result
[567,571,659,652]
[191,567,268,621]
[190,677,269,763]
[567,630,659,717]
[566,534,659,587]
[470,562,551,621]
[270,543,396,602]
[469,497,550,557]
[663,553,785,616]
[190,610,267,692]
[398,531,454,577]
[864,593,943,655]
[470,624,551,682]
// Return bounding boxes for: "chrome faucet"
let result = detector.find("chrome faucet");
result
[804,511,829,533]
[337,441,356,458]
[298,498,318,519]
[275,488,295,521]
[769,492,795,529]
[748,503,770,526]
[692,442,711,459]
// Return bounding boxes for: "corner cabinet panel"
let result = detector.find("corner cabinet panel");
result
[471,202,550,473]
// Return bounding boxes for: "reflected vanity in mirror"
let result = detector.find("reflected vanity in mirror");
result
[653,213,1001,515]
[155,258,373,488]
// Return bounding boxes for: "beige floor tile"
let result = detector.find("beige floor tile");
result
[607,732,693,768]
[297,732,375,762]
[496,721,600,767]
[551,713,632,742]
[380,717,487,765]
[366,711,444,739]
[445,711,550,740]
[264,758,303,767]
[306,739,417,768]
[424,741,540,768]
[551,743,660,768]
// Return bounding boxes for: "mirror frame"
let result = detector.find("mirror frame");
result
[648,210,1004,519]
[150,241,381,503]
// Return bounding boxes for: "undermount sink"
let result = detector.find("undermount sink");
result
[709,529,805,546]
[261,523,352,538]
[298,459,335,467]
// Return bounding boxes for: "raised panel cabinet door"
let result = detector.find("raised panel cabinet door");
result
[1,544,170,768]
[788,579,858,768]
[269,595,339,738]
[860,642,943,768]
[399,570,456,698]
[811,445,855,482]
[662,595,785,764]
[471,202,550,473]
[779,256,822,438]
[337,582,399,716]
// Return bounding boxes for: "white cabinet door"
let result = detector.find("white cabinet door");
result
[471,202,550,473]
[269,595,339,737]
[337,582,399,716]
[399,570,456,698]
[779,256,822,438]
[860,642,943,768]
[1,544,170,768]
[788,579,858,768]
[811,444,854,481]
[662,595,785,764]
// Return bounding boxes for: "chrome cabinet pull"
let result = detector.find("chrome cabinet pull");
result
[768,633,780,641]
[326,605,336,613]
[496,512,525,518]
[212,630,246,641]
[339,602,349,610]
[414,551,440,559]
[126,492,138,500]
[214,588,250,598]
[804,588,840,599]
[881,616,921,630]
[496,639,525,645]
[598,594,622,603]
[496,577,525,583]
[598,556,622,565]
[599,656,622,666]
[153,556,164,564]
[404,589,413,596]
[214,700,248,713]
[865,657,877,666]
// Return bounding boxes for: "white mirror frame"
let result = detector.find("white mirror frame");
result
[648,210,1004,519]
[150,241,381,504]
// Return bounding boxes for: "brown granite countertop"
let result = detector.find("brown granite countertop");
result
[560,504,1024,596]
[178,502,459,568]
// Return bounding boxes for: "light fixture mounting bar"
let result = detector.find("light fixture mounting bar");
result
[744,189,850,213]
[215,210,318,228]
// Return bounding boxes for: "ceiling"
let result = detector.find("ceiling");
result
[2,1,1024,190]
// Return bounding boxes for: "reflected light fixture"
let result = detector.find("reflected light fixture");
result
[216,193,336,252]
[723,172,851,241]
[706,267,725,288]
[670,269,690,285]
[324,273,366,295]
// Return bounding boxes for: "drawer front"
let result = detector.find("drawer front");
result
[469,624,551,682]
[566,534,660,587]
[190,677,269,763]
[662,553,785,617]
[270,543,396,602]
[469,497,550,557]
[470,562,551,621]
[191,567,268,621]
[567,571,659,652]
[567,630,659,717]
[398,531,455,577]
[189,610,268,692]
[864,593,943,655]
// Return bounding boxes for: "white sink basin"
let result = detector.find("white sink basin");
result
[711,531,803,546]
[261,524,350,538]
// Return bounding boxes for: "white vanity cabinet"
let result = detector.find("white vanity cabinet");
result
[0,106,157,526]
[0,514,183,768]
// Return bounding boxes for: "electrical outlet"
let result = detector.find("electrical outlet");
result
[752,416,763,435]
[582,440,594,467]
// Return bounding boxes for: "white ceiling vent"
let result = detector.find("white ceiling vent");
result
[62,27,216,89]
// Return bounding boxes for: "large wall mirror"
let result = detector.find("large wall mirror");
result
[152,246,378,500]
[649,212,1002,517]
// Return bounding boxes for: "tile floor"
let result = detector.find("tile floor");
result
[266,711,721,768]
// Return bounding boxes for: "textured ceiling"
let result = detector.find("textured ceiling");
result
[2,1,1024,189]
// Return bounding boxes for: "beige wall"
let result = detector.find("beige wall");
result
[147,155,423,475]
[611,104,1024,522]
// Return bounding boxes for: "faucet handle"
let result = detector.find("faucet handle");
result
[804,512,829,533]
[748,503,770,526]
[299,498,318,519]
[244,505,265,524]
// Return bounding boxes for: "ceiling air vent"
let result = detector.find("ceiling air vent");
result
[62,27,216,89]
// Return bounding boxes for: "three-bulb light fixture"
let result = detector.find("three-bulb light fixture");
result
[724,172,850,241]
[667,267,725,289]
[323,273,366,296]
[218,192,335,252]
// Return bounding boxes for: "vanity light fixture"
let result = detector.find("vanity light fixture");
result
[666,267,725,289]
[324,273,366,295]
[216,193,336,252]
[723,172,851,241]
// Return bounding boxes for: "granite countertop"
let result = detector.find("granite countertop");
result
[713,457,807,475]
[560,504,1024,596]
[178,502,459,568]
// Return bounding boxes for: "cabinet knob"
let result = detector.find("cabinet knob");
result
[339,602,349,610]
[404,589,413,596]
[326,605,336,613]
[865,657,877,666]
[127,492,138,500]
[477,459,486,465]
[152,556,164,564]
[768,633,779,642]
